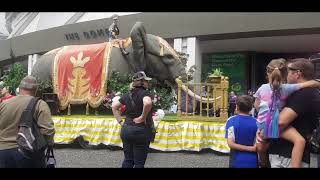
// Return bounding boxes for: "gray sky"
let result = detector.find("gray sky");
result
[0,12,138,35]
[0,13,9,35]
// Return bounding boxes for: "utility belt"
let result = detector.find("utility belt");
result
[124,118,152,128]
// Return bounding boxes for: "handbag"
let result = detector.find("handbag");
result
[45,147,56,168]
[309,126,320,154]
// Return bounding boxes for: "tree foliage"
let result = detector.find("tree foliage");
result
[105,71,175,110]
[2,63,27,92]
[36,79,53,98]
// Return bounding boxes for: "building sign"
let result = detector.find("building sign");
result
[65,28,110,41]
[202,53,248,94]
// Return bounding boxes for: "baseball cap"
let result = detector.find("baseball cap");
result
[132,71,152,81]
[19,76,38,90]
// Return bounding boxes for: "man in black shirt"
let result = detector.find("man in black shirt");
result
[112,71,153,168]
[267,59,320,168]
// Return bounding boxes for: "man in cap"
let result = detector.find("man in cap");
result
[108,14,129,55]
[0,76,55,168]
[112,71,153,168]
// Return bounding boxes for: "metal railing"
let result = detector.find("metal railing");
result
[176,76,229,122]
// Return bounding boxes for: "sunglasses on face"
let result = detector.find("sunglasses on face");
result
[287,67,302,72]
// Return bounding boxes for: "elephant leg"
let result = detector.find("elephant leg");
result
[130,22,147,72]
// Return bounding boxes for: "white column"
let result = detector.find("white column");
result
[174,37,202,84]
[173,38,182,52]
[27,55,33,75]
[186,37,202,83]
[195,38,202,84]
[32,54,38,66]
[27,54,39,75]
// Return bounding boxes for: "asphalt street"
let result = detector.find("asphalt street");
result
[53,144,318,168]
[54,144,229,168]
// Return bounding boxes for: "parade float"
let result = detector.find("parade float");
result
[31,22,230,153]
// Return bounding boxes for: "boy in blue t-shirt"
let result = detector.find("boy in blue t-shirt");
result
[225,95,258,168]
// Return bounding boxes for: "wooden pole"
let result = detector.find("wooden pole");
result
[206,86,210,117]
[86,103,89,115]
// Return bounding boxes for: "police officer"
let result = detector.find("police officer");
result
[112,71,153,168]
[108,14,129,55]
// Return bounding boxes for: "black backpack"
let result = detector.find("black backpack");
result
[17,97,48,158]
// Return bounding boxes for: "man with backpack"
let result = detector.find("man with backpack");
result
[0,76,55,168]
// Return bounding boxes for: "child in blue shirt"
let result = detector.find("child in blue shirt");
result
[225,95,258,168]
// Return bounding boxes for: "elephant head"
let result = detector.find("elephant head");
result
[128,22,219,108]
[128,21,187,86]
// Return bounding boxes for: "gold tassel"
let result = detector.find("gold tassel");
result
[160,44,164,56]
[67,104,71,116]
[86,103,89,115]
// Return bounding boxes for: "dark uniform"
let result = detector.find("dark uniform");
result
[119,86,153,168]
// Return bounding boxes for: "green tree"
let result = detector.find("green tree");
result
[3,63,27,92]
[36,79,53,97]
[106,71,132,95]
[105,71,175,110]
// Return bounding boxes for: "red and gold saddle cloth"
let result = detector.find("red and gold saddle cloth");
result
[53,42,112,110]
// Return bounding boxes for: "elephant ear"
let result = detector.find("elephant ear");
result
[130,22,186,80]
[130,21,148,72]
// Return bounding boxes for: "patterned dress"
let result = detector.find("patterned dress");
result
[254,83,300,138]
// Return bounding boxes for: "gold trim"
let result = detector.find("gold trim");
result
[54,43,111,110]
[88,43,108,108]
[87,42,110,108]
[53,46,70,110]
[160,43,164,56]
[110,37,131,48]
[157,36,182,64]
[123,37,132,48]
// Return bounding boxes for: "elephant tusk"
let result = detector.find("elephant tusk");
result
[175,78,221,103]
[181,84,221,103]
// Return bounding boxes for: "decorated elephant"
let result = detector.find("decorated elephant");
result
[31,22,216,112]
